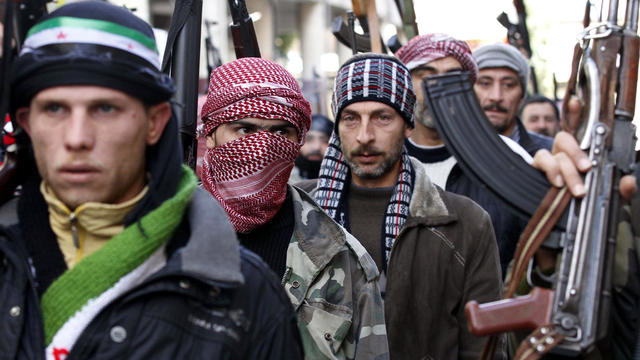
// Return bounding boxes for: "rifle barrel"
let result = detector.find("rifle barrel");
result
[624,0,639,31]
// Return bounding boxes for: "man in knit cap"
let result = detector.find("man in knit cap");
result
[1,2,303,358]
[199,57,388,360]
[473,42,553,155]
[396,34,528,275]
[305,52,504,359]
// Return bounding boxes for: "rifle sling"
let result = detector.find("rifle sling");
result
[479,186,571,359]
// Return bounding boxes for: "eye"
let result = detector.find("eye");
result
[340,114,358,127]
[44,103,65,115]
[92,103,119,117]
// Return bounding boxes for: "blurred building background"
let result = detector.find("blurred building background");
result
[47,0,624,120]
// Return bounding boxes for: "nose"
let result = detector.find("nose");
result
[355,118,374,144]
[487,83,503,103]
[64,109,95,151]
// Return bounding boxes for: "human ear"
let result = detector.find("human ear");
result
[146,102,171,145]
[15,108,31,135]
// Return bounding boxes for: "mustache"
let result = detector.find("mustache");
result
[350,145,383,157]
[483,103,509,113]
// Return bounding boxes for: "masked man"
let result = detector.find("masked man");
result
[1,2,302,358]
[199,57,388,360]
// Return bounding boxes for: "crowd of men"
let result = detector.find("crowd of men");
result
[0,1,638,359]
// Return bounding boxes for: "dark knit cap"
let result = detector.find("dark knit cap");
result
[332,53,415,128]
[310,114,334,137]
[11,1,174,110]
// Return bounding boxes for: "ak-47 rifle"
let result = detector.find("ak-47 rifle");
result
[497,0,539,93]
[426,0,639,358]
[161,0,203,170]
[228,0,260,59]
[332,0,387,54]
[204,20,223,77]
[0,0,50,205]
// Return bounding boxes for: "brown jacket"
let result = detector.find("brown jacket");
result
[301,157,505,359]
[384,158,504,359]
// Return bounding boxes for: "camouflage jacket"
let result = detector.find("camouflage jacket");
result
[283,185,389,360]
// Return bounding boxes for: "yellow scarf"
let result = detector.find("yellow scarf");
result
[41,182,148,268]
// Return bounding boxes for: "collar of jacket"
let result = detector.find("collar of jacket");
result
[284,185,379,308]
[156,187,244,287]
[405,157,458,227]
[512,117,539,156]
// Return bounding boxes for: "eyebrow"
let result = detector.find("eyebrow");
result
[414,65,462,74]
[231,120,296,132]
[342,108,394,117]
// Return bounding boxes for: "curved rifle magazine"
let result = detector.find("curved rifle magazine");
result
[422,71,567,230]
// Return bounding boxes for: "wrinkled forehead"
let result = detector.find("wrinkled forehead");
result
[477,67,520,81]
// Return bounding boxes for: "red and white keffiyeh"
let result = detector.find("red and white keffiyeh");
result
[396,33,478,82]
[199,57,311,233]
[200,57,311,144]
[202,131,299,233]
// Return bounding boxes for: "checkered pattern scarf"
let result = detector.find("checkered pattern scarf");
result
[396,33,478,82]
[200,57,311,233]
[314,133,414,272]
[200,57,311,144]
[202,131,299,233]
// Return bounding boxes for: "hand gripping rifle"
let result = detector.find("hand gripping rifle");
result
[0,0,49,205]
[228,0,260,58]
[424,0,639,358]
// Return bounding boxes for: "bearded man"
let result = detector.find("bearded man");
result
[302,52,505,359]
[199,57,388,360]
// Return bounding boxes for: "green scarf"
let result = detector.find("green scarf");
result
[41,165,197,344]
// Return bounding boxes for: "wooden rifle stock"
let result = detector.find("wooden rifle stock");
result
[466,288,554,336]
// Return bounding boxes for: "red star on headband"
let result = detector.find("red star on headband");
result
[56,31,67,40]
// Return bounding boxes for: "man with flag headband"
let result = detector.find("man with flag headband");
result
[303,52,505,358]
[0,1,302,358]
[199,56,388,359]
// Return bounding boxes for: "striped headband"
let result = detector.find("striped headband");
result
[11,1,174,109]
[22,16,160,69]
[332,53,416,128]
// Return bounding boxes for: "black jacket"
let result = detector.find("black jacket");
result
[0,189,303,359]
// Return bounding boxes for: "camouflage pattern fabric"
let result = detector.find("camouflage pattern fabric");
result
[283,185,389,360]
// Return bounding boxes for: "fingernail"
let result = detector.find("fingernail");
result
[554,175,564,187]
[578,158,591,170]
[573,183,586,197]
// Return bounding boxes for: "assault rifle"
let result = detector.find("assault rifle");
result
[228,0,260,58]
[497,0,539,93]
[161,0,203,170]
[332,0,387,54]
[0,0,50,205]
[424,0,639,358]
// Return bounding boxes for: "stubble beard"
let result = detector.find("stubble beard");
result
[415,100,437,129]
[341,136,405,180]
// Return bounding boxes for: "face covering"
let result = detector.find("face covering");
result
[201,131,300,233]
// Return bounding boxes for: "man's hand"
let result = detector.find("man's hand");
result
[531,96,637,200]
